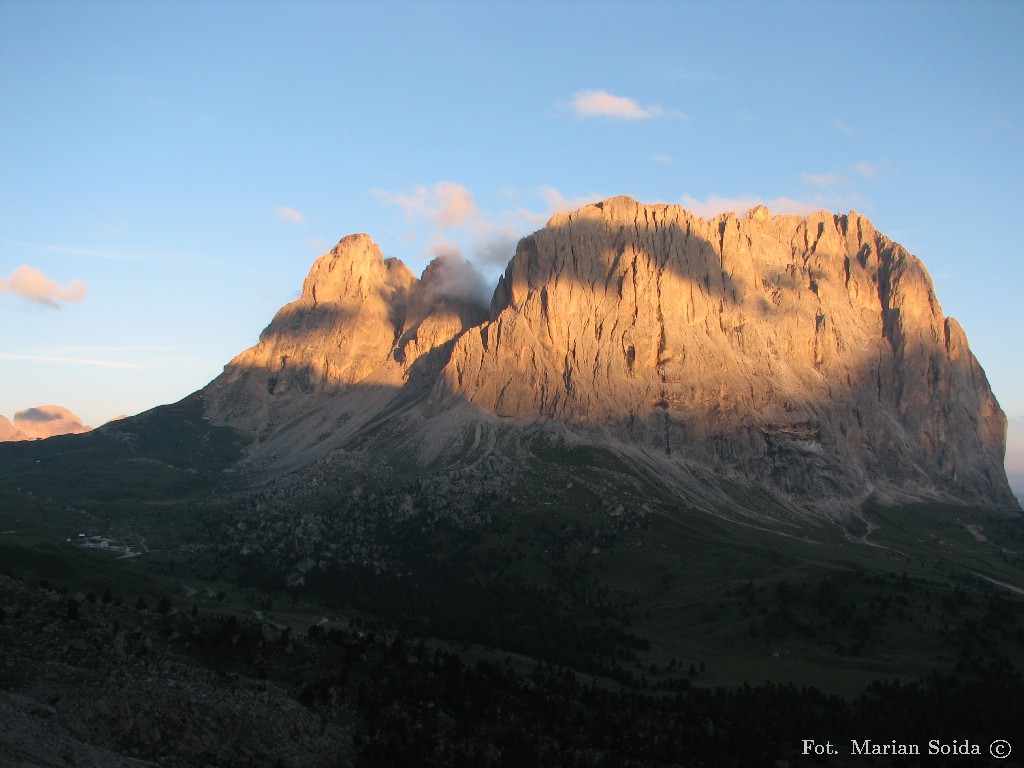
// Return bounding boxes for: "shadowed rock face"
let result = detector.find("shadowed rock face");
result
[204,198,1017,515]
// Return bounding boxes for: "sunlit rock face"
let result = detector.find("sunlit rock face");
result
[204,198,1016,513]
[437,197,1013,509]
[203,234,489,467]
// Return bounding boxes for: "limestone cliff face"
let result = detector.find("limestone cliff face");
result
[435,197,1013,509]
[204,198,1015,512]
[207,234,415,422]
[204,235,487,457]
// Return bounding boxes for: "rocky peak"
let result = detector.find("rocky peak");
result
[436,197,1015,511]
[204,236,487,452]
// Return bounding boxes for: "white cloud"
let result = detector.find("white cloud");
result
[275,206,306,225]
[0,265,86,308]
[571,90,684,121]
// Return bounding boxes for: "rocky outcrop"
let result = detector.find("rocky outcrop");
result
[0,574,350,768]
[0,405,91,442]
[203,198,1016,514]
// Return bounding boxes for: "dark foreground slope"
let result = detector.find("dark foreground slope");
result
[3,566,1023,768]
[4,422,1024,766]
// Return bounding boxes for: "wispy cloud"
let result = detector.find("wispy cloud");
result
[831,116,854,135]
[374,182,536,270]
[801,172,843,189]
[4,239,224,269]
[855,161,877,179]
[539,187,606,217]
[44,345,175,354]
[275,206,306,225]
[854,160,892,179]
[373,182,478,229]
[97,220,126,238]
[5,241,111,259]
[0,265,86,308]
[304,236,333,255]
[0,353,145,370]
[679,194,827,218]
[570,90,685,121]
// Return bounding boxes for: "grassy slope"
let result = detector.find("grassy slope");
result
[2,419,1023,700]
[402,444,1024,696]
[0,394,248,606]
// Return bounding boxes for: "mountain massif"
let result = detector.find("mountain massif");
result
[204,196,1016,517]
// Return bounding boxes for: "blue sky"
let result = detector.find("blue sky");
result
[2,1,1022,497]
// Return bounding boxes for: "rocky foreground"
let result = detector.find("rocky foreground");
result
[0,574,350,767]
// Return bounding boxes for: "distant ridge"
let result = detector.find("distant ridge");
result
[0,405,91,442]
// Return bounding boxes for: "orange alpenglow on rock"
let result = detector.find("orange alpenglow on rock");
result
[203,197,1017,516]
[0,405,92,441]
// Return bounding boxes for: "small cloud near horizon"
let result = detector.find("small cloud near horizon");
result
[570,90,684,121]
[275,206,306,225]
[0,265,86,308]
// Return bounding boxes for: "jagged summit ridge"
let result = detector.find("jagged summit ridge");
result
[204,197,1016,514]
